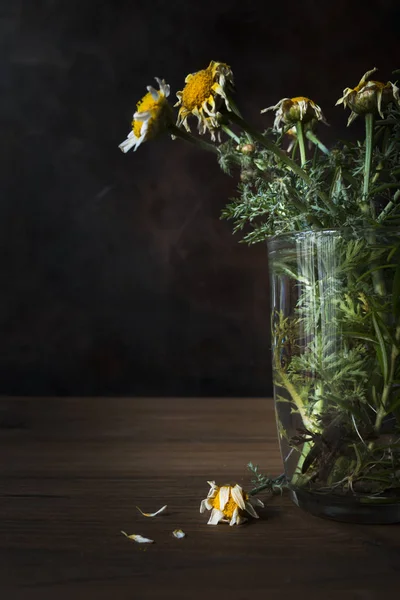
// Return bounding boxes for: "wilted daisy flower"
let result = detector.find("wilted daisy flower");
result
[119,78,173,153]
[336,67,400,126]
[175,61,234,141]
[200,481,264,526]
[261,96,328,132]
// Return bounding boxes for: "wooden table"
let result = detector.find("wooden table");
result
[1,397,399,599]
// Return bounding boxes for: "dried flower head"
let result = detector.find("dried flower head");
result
[175,61,234,141]
[119,78,173,152]
[261,96,328,132]
[336,67,400,126]
[200,481,264,525]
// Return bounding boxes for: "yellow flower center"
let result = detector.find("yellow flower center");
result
[354,80,387,93]
[291,96,311,103]
[211,491,237,519]
[132,91,167,138]
[181,67,214,110]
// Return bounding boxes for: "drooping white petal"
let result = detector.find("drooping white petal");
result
[200,498,211,513]
[207,508,224,525]
[377,87,384,119]
[358,67,378,86]
[392,82,400,104]
[121,531,154,543]
[347,111,358,127]
[230,484,246,510]
[244,501,259,519]
[218,486,230,511]
[251,497,265,508]
[136,504,167,517]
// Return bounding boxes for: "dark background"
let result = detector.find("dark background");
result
[1,0,399,396]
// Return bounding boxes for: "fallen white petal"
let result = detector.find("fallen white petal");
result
[172,529,186,539]
[121,531,154,543]
[136,504,167,518]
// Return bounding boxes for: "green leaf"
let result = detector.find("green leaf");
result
[372,313,389,383]
[352,443,363,476]
[358,264,396,282]
[342,331,378,345]
[386,390,400,414]
[393,262,400,319]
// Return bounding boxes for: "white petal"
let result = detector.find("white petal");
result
[218,486,230,511]
[229,506,239,526]
[172,529,186,539]
[136,504,167,517]
[121,531,154,543]
[146,85,159,101]
[235,514,247,525]
[244,501,259,519]
[155,77,170,97]
[230,485,246,510]
[251,498,265,508]
[118,134,138,153]
[207,481,218,498]
[200,499,209,513]
[207,508,224,525]
[133,110,151,122]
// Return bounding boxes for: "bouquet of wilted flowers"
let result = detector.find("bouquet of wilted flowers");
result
[120,63,400,523]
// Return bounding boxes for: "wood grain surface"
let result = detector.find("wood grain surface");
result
[1,396,399,600]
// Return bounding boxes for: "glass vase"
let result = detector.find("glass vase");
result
[268,228,400,523]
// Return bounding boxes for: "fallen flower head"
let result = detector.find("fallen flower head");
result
[200,481,264,526]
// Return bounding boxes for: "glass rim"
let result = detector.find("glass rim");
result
[267,226,400,247]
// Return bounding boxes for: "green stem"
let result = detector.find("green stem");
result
[168,123,219,154]
[291,442,314,487]
[373,182,400,195]
[249,474,287,496]
[306,130,330,156]
[225,112,336,214]
[377,190,400,223]
[362,113,375,218]
[295,121,307,167]
[374,343,399,432]
[220,124,241,144]
[275,367,316,433]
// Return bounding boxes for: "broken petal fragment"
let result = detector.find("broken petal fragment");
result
[121,530,154,543]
